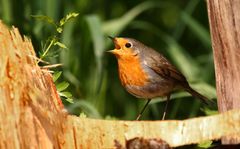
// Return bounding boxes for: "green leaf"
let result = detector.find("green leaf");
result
[53,71,62,82]
[59,14,77,66]
[58,91,73,103]
[102,1,163,36]
[59,91,72,98]
[166,38,199,80]
[57,27,63,33]
[67,100,102,118]
[85,15,105,95]
[54,41,67,49]
[201,107,218,116]
[172,0,200,39]
[59,12,79,26]
[104,115,118,120]
[79,112,87,118]
[190,82,216,99]
[86,15,104,61]
[181,12,211,49]
[56,81,69,92]
[65,98,74,103]
[198,140,213,148]
[2,0,12,23]
[31,15,57,28]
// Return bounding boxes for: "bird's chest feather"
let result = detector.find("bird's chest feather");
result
[117,56,148,87]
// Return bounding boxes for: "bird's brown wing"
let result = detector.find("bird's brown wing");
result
[143,49,212,104]
[145,54,188,85]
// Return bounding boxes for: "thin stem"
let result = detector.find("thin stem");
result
[37,40,54,64]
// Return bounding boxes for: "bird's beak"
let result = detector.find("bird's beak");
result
[107,36,121,55]
[106,49,118,54]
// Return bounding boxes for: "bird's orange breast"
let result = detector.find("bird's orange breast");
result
[117,55,148,87]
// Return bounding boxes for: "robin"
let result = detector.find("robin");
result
[108,36,211,120]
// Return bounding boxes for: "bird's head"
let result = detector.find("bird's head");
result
[107,37,143,59]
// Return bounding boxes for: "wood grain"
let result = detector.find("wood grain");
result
[207,0,240,144]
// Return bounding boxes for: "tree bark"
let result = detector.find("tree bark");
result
[206,0,240,144]
[0,21,240,148]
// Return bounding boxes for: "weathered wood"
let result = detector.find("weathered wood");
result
[0,21,66,149]
[206,0,240,144]
[0,21,240,148]
[64,110,240,148]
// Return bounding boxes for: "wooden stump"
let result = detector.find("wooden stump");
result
[0,20,240,148]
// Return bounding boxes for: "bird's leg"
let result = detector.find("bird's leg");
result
[136,99,152,120]
[162,94,171,120]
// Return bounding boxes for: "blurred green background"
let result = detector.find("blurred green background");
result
[0,0,216,120]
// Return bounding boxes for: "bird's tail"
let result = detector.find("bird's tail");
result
[184,86,212,105]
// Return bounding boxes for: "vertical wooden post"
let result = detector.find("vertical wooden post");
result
[207,0,240,144]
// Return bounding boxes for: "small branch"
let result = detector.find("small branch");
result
[38,39,54,63]
[41,63,63,69]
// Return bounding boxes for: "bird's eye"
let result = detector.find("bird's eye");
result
[125,42,132,48]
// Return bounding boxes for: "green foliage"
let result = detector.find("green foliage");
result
[201,107,218,116]
[33,13,79,103]
[0,0,217,123]
[32,12,79,62]
[79,112,87,118]
[53,71,62,82]
[54,71,73,103]
[198,140,213,148]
